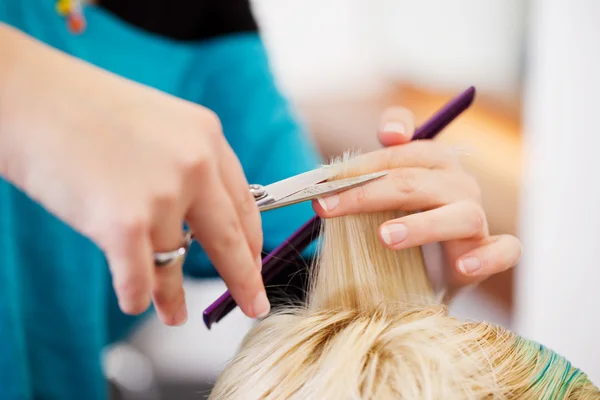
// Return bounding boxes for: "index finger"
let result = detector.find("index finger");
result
[342,141,460,178]
[218,144,263,268]
[186,167,270,319]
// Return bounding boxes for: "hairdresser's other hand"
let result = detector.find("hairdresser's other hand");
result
[0,30,267,325]
[312,106,522,294]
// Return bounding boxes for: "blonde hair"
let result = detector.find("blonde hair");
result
[210,158,599,400]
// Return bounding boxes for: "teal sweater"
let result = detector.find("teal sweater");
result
[0,1,320,398]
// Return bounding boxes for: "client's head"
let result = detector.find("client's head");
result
[210,161,599,400]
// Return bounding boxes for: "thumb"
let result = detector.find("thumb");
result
[378,106,416,147]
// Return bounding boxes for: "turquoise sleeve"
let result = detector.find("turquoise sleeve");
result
[0,2,26,30]
[182,33,322,278]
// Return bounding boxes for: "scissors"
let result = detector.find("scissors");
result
[153,157,385,267]
[154,165,385,267]
[202,86,476,328]
[250,169,387,212]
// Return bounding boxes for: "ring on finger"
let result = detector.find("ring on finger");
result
[153,231,194,267]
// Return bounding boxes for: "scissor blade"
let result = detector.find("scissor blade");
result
[259,171,387,212]
[262,166,334,202]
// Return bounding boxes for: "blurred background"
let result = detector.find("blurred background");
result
[106,0,600,398]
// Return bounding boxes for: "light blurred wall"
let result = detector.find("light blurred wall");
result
[373,0,527,100]
[252,0,527,101]
[516,0,600,385]
[251,0,387,100]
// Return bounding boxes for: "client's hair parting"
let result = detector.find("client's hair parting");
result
[210,154,599,399]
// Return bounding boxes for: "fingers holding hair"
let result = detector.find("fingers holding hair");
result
[377,200,489,250]
[313,167,475,217]
[450,234,522,288]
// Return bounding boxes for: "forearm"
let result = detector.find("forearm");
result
[0,23,143,186]
[0,23,64,137]
[0,22,24,178]
[0,23,81,183]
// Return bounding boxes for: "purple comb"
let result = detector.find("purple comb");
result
[202,217,321,328]
[413,86,475,140]
[202,86,476,329]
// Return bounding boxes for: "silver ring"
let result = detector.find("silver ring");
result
[153,231,194,267]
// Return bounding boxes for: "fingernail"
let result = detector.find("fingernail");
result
[253,291,271,318]
[173,303,188,326]
[256,256,263,271]
[458,257,481,274]
[317,194,339,211]
[380,224,408,245]
[381,122,407,137]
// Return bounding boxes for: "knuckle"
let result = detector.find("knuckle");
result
[454,172,482,203]
[114,281,150,314]
[447,148,462,167]
[81,216,111,250]
[486,249,506,273]
[392,168,419,196]
[175,113,224,178]
[114,213,150,241]
[499,253,511,271]
[150,184,180,211]
[443,149,461,168]
[86,199,153,253]
[467,175,483,202]
[198,108,223,135]
[178,144,212,178]
[464,201,487,236]
[96,211,150,252]
[504,235,523,267]
[152,286,184,308]
[114,277,145,297]
[382,146,399,169]
[80,198,119,246]
[513,242,523,267]
[215,218,245,253]
[430,142,460,168]
[352,184,368,208]
[455,171,482,202]
[410,213,433,239]
[462,172,481,198]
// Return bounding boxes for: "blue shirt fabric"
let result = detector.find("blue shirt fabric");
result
[0,2,321,399]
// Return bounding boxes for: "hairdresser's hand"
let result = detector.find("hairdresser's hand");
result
[312,107,522,295]
[0,27,268,325]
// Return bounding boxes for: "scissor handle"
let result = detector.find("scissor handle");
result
[249,184,275,208]
[249,184,266,200]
